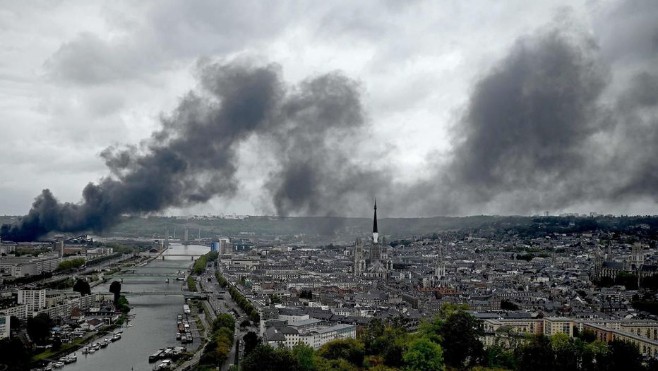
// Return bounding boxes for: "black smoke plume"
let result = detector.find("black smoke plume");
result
[445,30,608,211]
[1,62,380,241]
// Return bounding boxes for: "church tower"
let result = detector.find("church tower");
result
[361,200,391,279]
[353,238,365,276]
[631,243,644,271]
[435,245,446,279]
[373,200,379,244]
[592,243,602,281]
[370,201,382,261]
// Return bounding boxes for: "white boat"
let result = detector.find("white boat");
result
[153,359,173,370]
[53,362,64,368]
[62,354,77,364]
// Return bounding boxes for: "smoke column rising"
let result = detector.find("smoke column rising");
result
[1,62,380,241]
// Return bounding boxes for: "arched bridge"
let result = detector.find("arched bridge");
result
[119,270,185,277]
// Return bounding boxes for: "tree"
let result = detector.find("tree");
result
[215,327,233,361]
[73,278,91,296]
[52,336,62,351]
[485,344,516,370]
[402,337,445,371]
[9,316,20,330]
[515,335,554,371]
[27,313,52,345]
[581,340,608,371]
[551,333,580,371]
[213,313,235,332]
[361,318,407,368]
[243,331,260,356]
[0,337,31,371]
[117,295,131,313]
[242,344,300,371]
[109,280,121,304]
[269,294,282,304]
[606,340,644,371]
[317,338,364,367]
[314,358,357,371]
[363,319,386,354]
[292,343,317,371]
[206,251,219,261]
[418,316,443,345]
[56,258,85,271]
[439,311,484,369]
[438,303,469,319]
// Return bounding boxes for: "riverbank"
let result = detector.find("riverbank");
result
[37,243,209,371]
[31,315,130,369]
[30,254,149,369]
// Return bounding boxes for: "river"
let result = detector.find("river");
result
[64,243,210,371]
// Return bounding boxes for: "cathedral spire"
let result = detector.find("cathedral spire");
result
[373,199,379,243]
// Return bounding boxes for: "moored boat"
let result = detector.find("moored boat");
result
[149,349,164,363]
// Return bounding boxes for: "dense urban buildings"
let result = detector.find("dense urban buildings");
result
[2,211,658,369]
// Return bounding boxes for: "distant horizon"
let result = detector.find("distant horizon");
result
[5,212,658,220]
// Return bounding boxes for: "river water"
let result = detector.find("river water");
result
[64,243,209,371]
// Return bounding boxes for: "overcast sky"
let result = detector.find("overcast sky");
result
[1,0,657,220]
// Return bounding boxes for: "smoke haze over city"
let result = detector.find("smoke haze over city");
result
[1,1,658,240]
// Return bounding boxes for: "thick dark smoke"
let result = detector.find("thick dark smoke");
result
[2,63,282,241]
[405,2,658,217]
[414,1,658,215]
[1,62,382,241]
[264,74,388,217]
[444,30,608,211]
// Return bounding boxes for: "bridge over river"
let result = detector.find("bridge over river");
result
[121,290,208,299]
[118,270,186,277]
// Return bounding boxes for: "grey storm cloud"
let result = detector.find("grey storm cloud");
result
[45,32,154,85]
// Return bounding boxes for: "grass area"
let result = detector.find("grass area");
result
[32,316,127,363]
[187,276,197,292]
[33,335,87,361]
[195,317,205,334]
[202,301,212,320]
